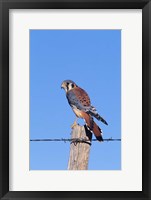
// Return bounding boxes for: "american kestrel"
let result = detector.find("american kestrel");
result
[61,80,108,141]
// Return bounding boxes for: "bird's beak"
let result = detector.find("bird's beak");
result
[61,83,64,89]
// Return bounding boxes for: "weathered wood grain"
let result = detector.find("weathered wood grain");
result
[68,125,92,170]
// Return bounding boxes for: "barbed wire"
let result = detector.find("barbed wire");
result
[30,138,121,142]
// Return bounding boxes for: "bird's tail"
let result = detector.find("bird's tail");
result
[82,111,103,142]
[92,121,103,142]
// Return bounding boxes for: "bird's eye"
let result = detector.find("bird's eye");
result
[71,83,74,88]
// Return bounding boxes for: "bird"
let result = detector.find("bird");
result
[61,80,108,141]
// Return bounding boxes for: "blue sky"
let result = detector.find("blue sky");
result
[30,30,121,170]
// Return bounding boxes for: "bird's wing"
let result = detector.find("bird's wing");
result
[88,106,108,125]
[67,87,108,125]
[66,87,91,111]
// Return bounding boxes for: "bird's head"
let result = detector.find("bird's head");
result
[61,80,77,92]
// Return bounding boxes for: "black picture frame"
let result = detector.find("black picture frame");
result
[0,0,151,199]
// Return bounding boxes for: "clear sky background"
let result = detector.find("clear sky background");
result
[30,30,121,170]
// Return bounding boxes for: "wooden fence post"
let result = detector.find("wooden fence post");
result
[68,124,92,170]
